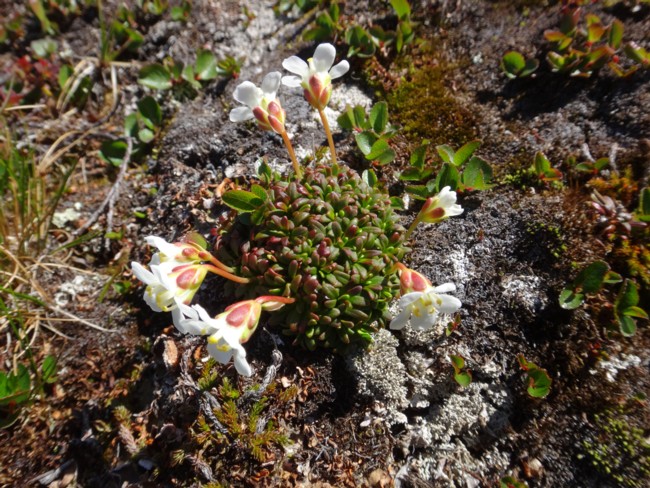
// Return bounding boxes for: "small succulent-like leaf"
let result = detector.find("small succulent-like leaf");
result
[390,0,411,19]
[454,370,472,387]
[138,64,172,90]
[619,315,637,337]
[623,306,649,319]
[450,354,465,372]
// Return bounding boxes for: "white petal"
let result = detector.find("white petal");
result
[145,236,178,258]
[233,81,262,107]
[398,291,424,307]
[229,106,254,122]
[411,310,438,330]
[143,288,163,312]
[261,71,281,97]
[389,307,412,330]
[207,340,233,365]
[329,60,349,79]
[313,43,336,73]
[446,204,464,217]
[281,75,303,88]
[171,307,187,333]
[131,262,155,285]
[433,283,456,294]
[282,56,309,79]
[437,294,462,314]
[233,351,252,376]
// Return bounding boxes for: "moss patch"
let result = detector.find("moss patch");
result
[386,63,478,147]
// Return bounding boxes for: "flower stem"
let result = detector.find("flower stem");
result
[318,108,337,165]
[207,255,235,273]
[205,264,250,284]
[404,214,422,241]
[280,130,302,179]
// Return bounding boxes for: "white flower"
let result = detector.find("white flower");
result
[419,186,464,223]
[229,72,286,133]
[131,256,208,331]
[282,43,349,110]
[390,283,462,331]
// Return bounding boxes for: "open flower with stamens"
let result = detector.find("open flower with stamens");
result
[390,265,462,331]
[131,256,209,330]
[229,72,286,134]
[281,43,349,111]
[178,296,295,376]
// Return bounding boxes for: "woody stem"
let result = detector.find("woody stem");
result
[318,108,337,165]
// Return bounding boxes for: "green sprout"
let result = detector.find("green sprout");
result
[450,354,472,387]
[337,102,397,166]
[517,354,552,399]
[501,51,539,79]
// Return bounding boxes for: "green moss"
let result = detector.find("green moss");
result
[581,404,650,487]
[386,63,478,147]
[526,221,567,259]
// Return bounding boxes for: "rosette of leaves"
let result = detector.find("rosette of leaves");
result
[217,163,408,351]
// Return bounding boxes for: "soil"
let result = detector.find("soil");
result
[1,1,649,487]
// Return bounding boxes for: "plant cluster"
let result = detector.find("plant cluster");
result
[501,0,650,79]
[279,0,415,58]
[399,140,493,198]
[559,260,648,336]
[138,51,241,100]
[132,43,464,375]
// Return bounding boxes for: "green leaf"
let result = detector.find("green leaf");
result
[369,102,389,134]
[250,184,268,201]
[462,156,493,190]
[355,131,378,156]
[434,163,460,191]
[31,37,58,59]
[366,138,395,165]
[615,279,639,313]
[336,107,356,131]
[137,96,162,128]
[404,184,430,199]
[559,289,584,310]
[638,187,650,221]
[362,169,378,188]
[454,371,472,387]
[450,354,465,371]
[138,64,172,90]
[390,0,411,19]
[195,49,218,81]
[501,51,525,78]
[608,19,624,50]
[41,356,58,384]
[99,139,128,166]
[623,306,649,319]
[138,127,155,143]
[534,151,551,174]
[453,140,481,166]
[400,167,426,181]
[409,140,430,169]
[124,113,138,138]
[527,368,552,398]
[619,315,637,337]
[0,364,31,406]
[575,260,609,294]
[500,476,528,488]
[222,190,264,213]
[436,144,455,164]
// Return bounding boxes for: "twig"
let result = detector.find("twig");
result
[74,137,132,246]
[238,346,282,406]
